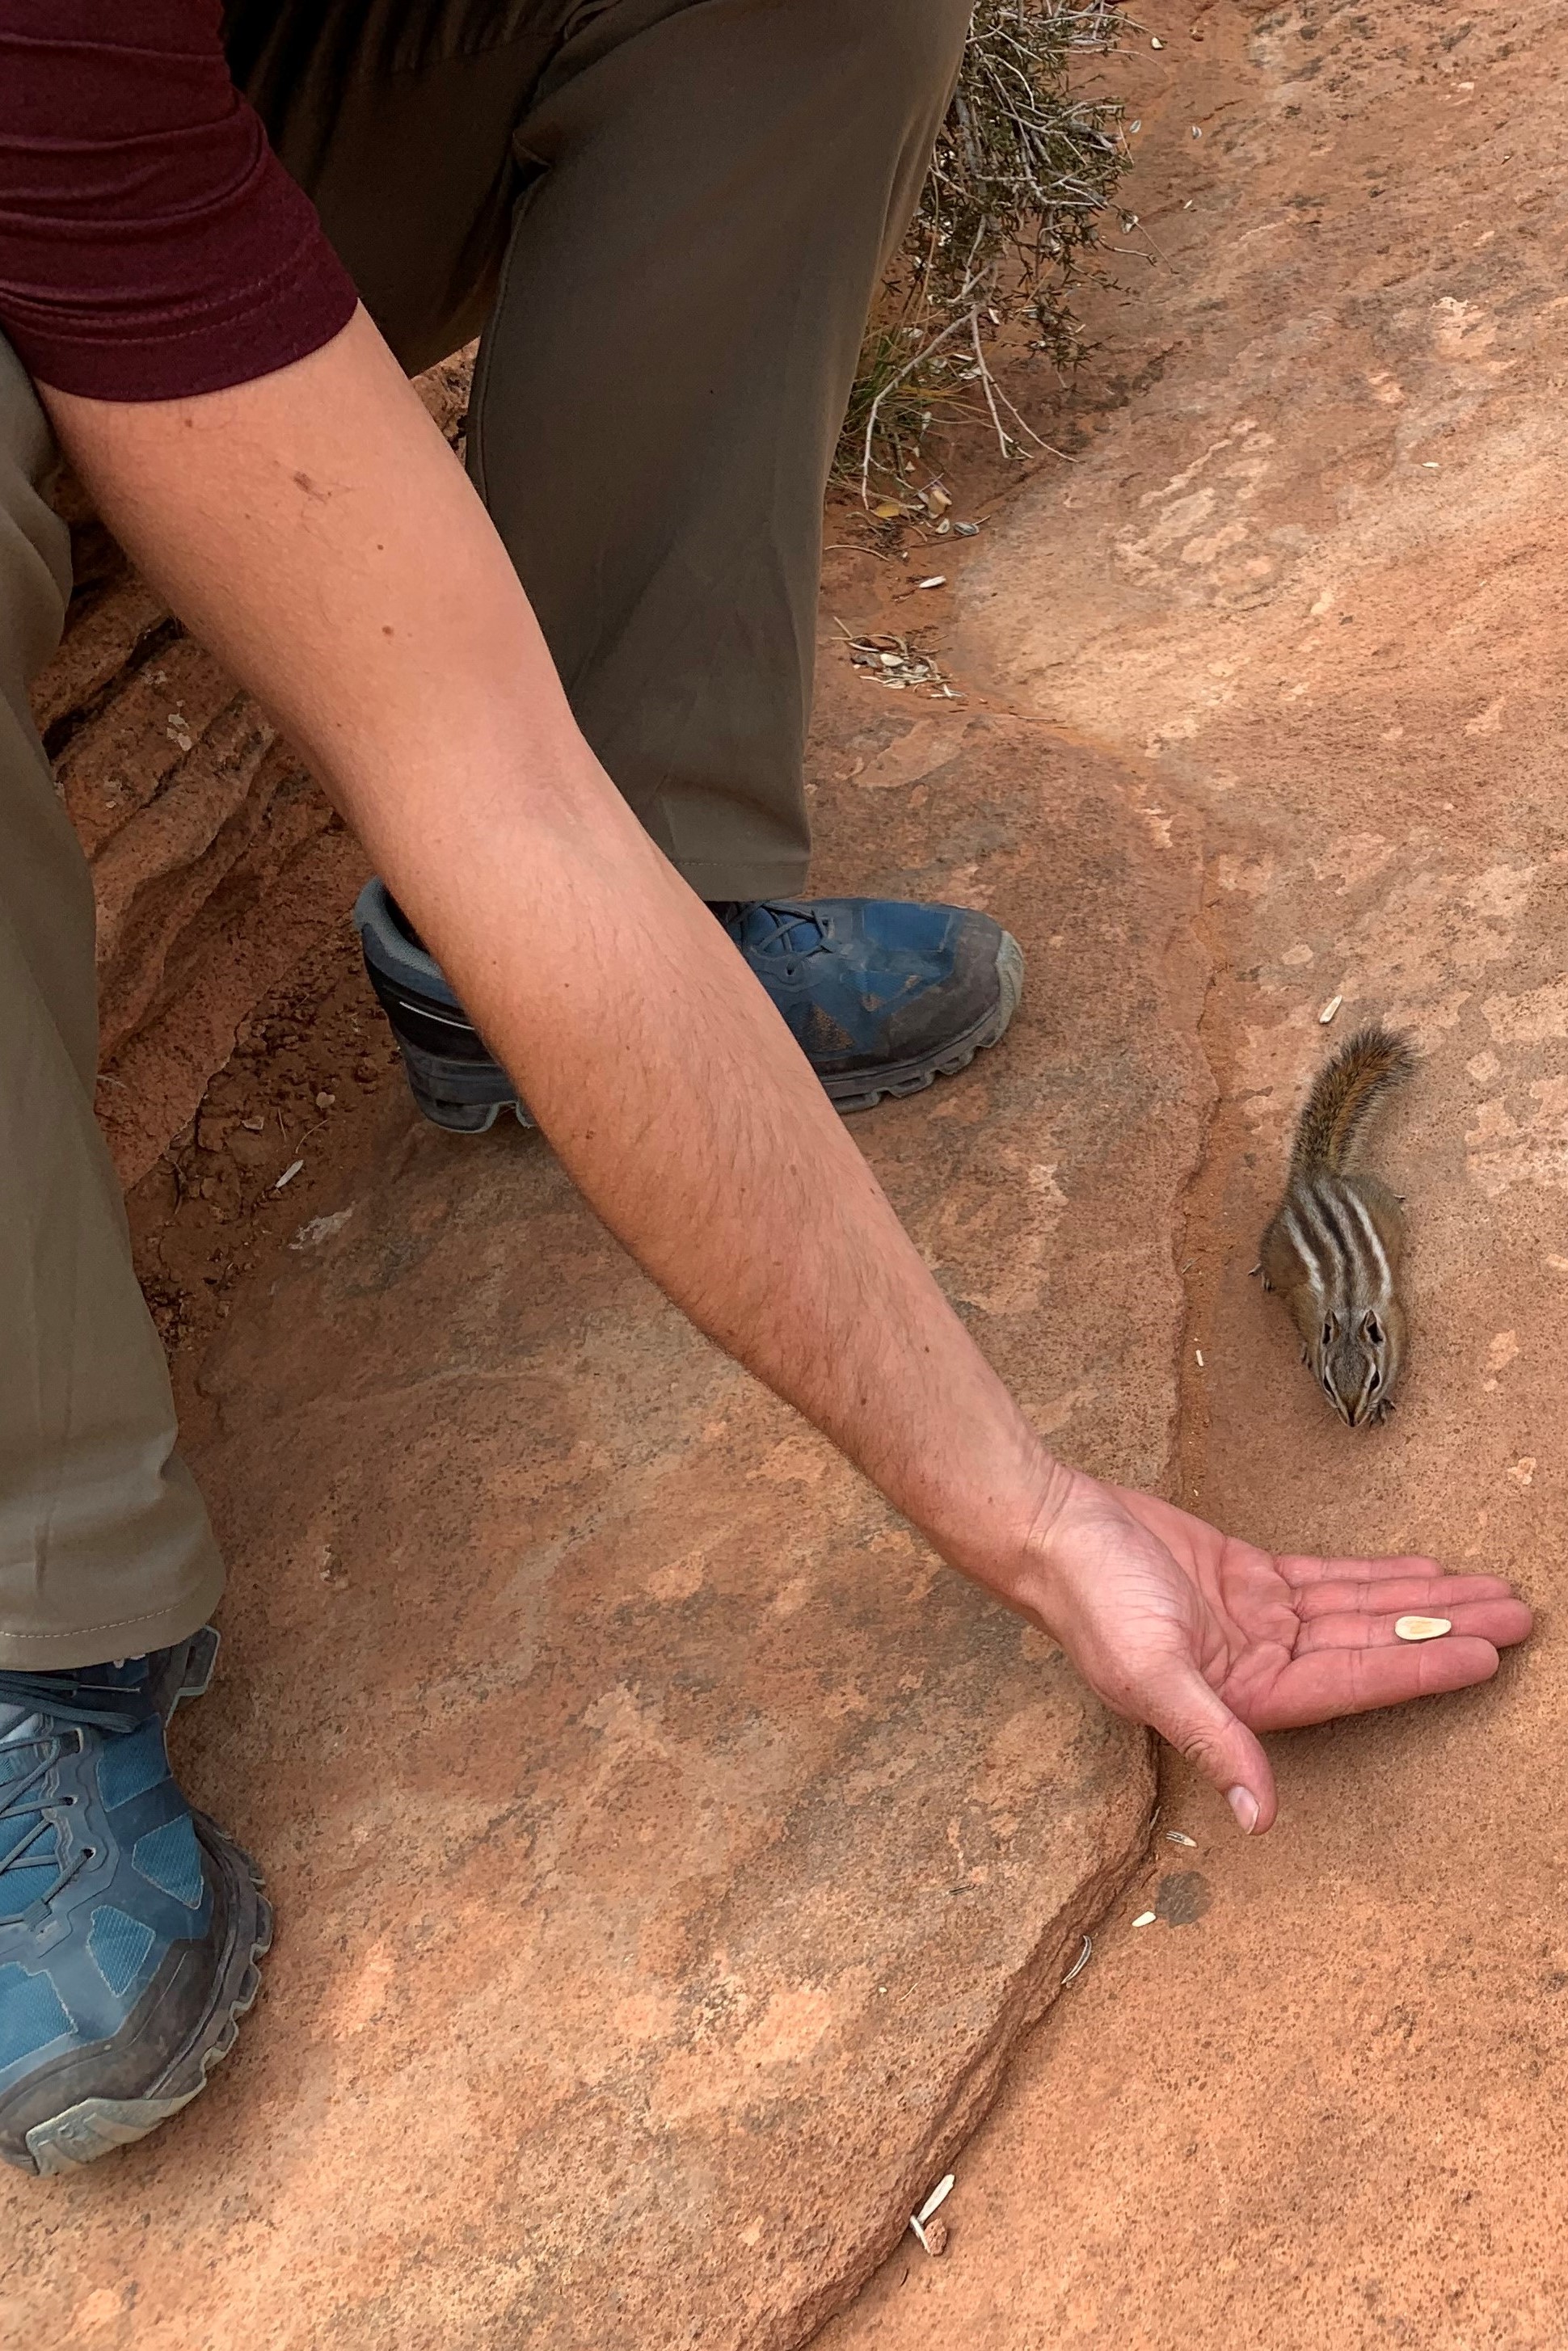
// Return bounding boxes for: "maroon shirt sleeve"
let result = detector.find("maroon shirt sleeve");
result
[0,1,358,401]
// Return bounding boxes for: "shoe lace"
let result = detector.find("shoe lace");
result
[714,901,830,962]
[0,1671,150,1913]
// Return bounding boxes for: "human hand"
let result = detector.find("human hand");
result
[1023,1471,1533,1833]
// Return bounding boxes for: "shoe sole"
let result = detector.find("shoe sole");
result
[820,930,1024,1114]
[394,932,1024,1130]
[391,1033,537,1135]
[21,1815,273,2177]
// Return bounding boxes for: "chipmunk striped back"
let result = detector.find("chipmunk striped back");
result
[1260,1025,1415,1427]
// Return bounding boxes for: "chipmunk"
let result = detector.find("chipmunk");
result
[1258,1022,1415,1427]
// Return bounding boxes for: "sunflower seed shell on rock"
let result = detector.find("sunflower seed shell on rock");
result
[1393,1614,1452,1641]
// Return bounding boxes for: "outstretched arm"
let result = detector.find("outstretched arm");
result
[40,310,1532,1832]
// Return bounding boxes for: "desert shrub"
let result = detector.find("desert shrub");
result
[839,0,1131,500]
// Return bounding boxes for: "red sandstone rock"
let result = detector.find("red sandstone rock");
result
[825,5,1568,2345]
[0,697,1206,2345]
[30,347,478,1186]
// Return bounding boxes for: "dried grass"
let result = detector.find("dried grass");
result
[838,0,1131,501]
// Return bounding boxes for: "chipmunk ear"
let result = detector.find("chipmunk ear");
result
[1363,1309,1385,1346]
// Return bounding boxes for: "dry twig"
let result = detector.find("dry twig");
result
[839,0,1130,500]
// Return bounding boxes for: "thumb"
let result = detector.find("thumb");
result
[1144,1660,1278,1835]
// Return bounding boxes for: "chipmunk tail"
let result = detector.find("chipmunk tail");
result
[1289,1022,1416,1176]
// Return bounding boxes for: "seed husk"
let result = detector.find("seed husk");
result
[1394,1614,1452,1641]
[917,2176,955,2225]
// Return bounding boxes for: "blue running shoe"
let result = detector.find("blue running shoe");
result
[0,1633,270,2176]
[355,880,1022,1126]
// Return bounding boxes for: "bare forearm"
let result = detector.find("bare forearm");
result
[42,311,1062,1603]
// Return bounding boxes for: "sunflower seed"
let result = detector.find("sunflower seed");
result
[1394,1615,1452,1641]
[1132,1911,1157,1928]
[1165,1831,1197,1848]
[1318,995,1343,1024]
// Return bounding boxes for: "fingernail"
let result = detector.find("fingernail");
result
[1226,1784,1259,1835]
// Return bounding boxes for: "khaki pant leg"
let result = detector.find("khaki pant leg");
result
[470,0,974,898]
[0,338,224,1669]
[230,0,972,900]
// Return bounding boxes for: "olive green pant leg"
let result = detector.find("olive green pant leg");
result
[232,0,972,900]
[469,0,973,897]
[0,337,224,1670]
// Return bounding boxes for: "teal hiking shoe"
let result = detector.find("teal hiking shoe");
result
[354,879,1023,1129]
[0,1631,269,2176]
[710,897,1024,1111]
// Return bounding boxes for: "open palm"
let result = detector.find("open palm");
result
[1033,1474,1533,1832]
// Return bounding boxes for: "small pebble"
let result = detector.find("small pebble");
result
[1394,1615,1452,1641]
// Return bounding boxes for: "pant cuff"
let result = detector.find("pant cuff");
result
[0,1547,226,1673]
[677,857,811,904]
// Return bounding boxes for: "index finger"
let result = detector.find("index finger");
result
[1277,1552,1448,1587]
[1295,1572,1524,1621]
